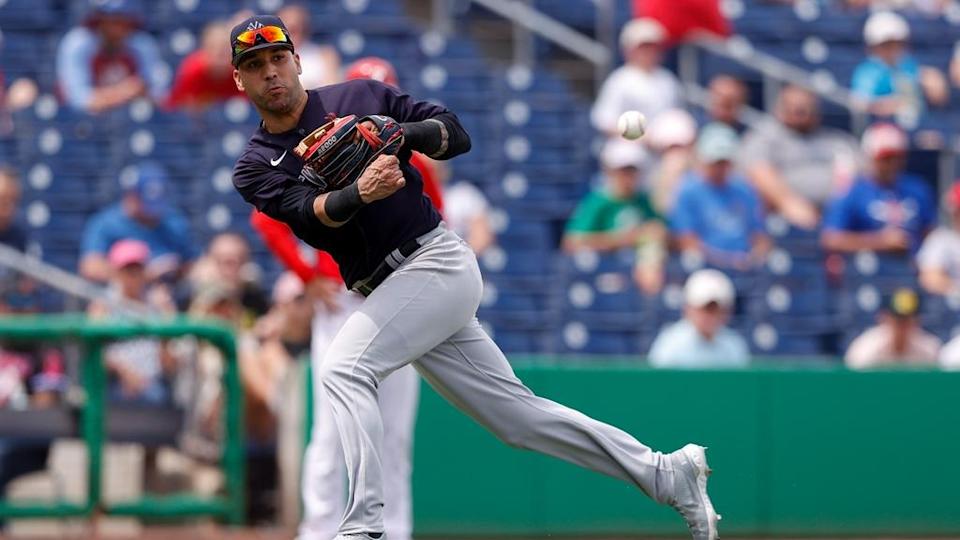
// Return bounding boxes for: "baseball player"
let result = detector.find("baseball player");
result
[249,56,439,540]
[230,14,720,540]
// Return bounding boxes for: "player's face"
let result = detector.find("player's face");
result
[234,48,303,114]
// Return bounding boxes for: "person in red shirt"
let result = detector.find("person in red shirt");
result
[166,19,244,111]
[633,0,731,45]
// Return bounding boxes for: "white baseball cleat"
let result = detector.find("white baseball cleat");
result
[666,444,722,540]
[333,534,385,540]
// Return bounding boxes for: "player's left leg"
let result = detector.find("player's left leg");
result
[414,320,720,540]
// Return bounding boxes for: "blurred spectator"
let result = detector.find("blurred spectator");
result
[645,108,698,215]
[189,232,269,327]
[821,123,935,254]
[917,183,960,296]
[245,273,314,422]
[671,123,771,270]
[632,0,731,45]
[444,179,495,256]
[166,19,243,111]
[187,284,274,443]
[256,272,314,360]
[0,167,44,314]
[343,56,445,215]
[592,18,681,137]
[56,0,166,113]
[0,167,27,253]
[648,269,749,368]
[739,85,862,230]
[845,287,940,368]
[563,140,662,253]
[851,11,948,126]
[278,4,341,89]
[0,62,39,135]
[87,240,177,403]
[704,75,747,133]
[80,162,198,283]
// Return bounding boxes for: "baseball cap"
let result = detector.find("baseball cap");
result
[124,162,169,218]
[108,239,150,269]
[272,271,306,304]
[864,11,910,46]
[885,287,920,318]
[230,15,295,67]
[601,139,648,170]
[345,57,399,87]
[619,18,666,50]
[646,109,697,150]
[696,122,739,163]
[684,269,736,309]
[861,122,908,159]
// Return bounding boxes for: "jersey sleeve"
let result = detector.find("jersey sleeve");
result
[233,155,325,233]
[250,210,342,283]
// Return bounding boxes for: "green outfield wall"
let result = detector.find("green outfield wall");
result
[411,361,960,536]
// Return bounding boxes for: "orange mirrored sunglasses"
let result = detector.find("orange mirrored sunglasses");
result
[233,25,290,55]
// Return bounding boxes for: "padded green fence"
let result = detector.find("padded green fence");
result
[0,315,245,524]
[411,360,960,536]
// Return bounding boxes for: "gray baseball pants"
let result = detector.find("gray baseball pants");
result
[319,226,676,537]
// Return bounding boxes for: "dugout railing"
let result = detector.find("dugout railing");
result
[0,315,245,525]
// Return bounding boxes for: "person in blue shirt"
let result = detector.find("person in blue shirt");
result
[670,123,772,270]
[80,162,198,283]
[822,123,935,255]
[56,0,166,113]
[850,11,948,125]
[648,268,750,368]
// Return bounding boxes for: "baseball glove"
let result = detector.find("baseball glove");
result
[293,114,404,192]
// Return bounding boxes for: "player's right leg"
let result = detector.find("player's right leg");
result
[414,320,720,540]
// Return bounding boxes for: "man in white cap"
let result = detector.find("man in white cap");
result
[821,123,935,255]
[645,108,698,215]
[851,11,948,124]
[563,140,665,294]
[591,18,681,137]
[648,269,749,368]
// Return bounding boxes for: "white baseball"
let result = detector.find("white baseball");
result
[617,110,647,140]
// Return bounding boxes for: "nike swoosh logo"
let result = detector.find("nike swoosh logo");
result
[270,150,287,166]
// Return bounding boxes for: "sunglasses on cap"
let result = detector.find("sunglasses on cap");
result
[232,25,290,56]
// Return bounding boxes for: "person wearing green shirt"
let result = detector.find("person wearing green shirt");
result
[563,140,666,294]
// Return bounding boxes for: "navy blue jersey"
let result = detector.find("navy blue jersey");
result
[233,79,469,288]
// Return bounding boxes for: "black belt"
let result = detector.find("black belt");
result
[351,225,445,296]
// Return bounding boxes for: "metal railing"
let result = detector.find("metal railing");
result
[0,316,246,525]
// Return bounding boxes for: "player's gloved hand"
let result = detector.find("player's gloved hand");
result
[357,155,405,203]
[294,114,404,192]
